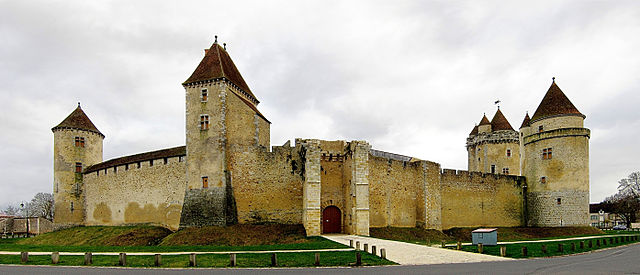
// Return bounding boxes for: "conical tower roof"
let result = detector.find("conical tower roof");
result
[520,113,531,129]
[490,108,514,131]
[479,115,491,126]
[52,103,104,137]
[469,125,479,136]
[531,79,584,122]
[184,41,258,104]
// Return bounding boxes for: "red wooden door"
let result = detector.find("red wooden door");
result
[322,206,341,233]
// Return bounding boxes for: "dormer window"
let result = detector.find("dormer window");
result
[538,125,544,133]
[200,114,210,130]
[201,89,208,102]
[541,176,547,184]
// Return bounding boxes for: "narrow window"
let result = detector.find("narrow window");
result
[541,176,546,184]
[538,125,543,133]
[75,162,82,173]
[506,149,511,157]
[96,171,99,176]
[80,138,85,147]
[200,115,210,130]
[542,148,553,159]
[202,176,209,188]
[137,162,141,169]
[557,198,562,205]
[201,89,208,102]
[113,167,117,174]
[75,137,80,147]
[125,164,129,171]
[164,157,168,164]
[547,148,552,159]
[70,202,74,212]
[542,148,548,159]
[150,160,154,167]
[74,137,85,147]
[104,168,107,175]
[491,165,496,174]
[502,168,509,174]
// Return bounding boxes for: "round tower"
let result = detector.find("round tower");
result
[467,110,519,174]
[52,103,104,226]
[523,79,590,227]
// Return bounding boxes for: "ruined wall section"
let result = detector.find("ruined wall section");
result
[440,169,526,229]
[83,156,185,231]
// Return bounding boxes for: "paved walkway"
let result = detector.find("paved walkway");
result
[322,234,511,265]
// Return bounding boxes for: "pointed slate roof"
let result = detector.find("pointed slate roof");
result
[469,125,479,136]
[491,108,514,131]
[183,42,257,103]
[52,104,104,137]
[531,79,584,122]
[479,115,491,126]
[520,113,531,129]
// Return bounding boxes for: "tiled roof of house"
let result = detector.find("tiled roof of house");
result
[84,146,185,174]
[469,125,478,136]
[479,115,491,126]
[490,108,514,131]
[51,104,103,137]
[183,42,257,103]
[531,80,584,122]
[520,113,531,129]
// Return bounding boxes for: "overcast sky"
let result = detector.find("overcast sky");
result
[1,0,639,209]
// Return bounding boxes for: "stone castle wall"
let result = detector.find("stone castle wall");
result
[440,169,526,229]
[82,155,186,231]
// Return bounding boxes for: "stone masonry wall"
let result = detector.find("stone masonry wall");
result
[440,169,526,229]
[83,155,186,231]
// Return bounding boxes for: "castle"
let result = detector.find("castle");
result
[51,40,590,235]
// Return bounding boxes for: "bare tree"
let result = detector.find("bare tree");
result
[2,205,19,216]
[604,172,640,228]
[27,193,54,220]
[618,171,640,197]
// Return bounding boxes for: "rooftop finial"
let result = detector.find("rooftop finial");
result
[552,77,555,83]
[78,102,81,108]
[214,35,218,44]
[223,43,226,50]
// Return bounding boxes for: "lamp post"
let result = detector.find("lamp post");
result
[19,202,29,238]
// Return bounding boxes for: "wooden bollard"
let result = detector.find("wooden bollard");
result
[603,238,607,245]
[51,252,59,264]
[189,253,197,267]
[457,241,462,250]
[84,252,92,265]
[478,243,483,253]
[154,254,162,266]
[380,248,387,259]
[521,246,528,257]
[20,252,28,263]
[588,240,593,248]
[371,246,377,256]
[626,236,630,242]
[500,246,506,257]
[571,242,576,251]
[314,253,320,266]
[230,253,236,267]
[364,243,368,253]
[271,253,277,267]
[580,241,585,249]
[558,243,564,253]
[355,252,362,266]
[541,244,547,254]
[119,252,127,266]
[441,240,446,248]
[350,240,354,247]
[356,241,360,251]
[596,239,600,246]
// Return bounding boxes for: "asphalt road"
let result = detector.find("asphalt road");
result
[1,243,639,275]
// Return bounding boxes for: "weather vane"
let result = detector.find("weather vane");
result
[494,99,501,108]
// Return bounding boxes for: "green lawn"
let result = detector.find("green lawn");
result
[453,234,640,258]
[0,251,394,267]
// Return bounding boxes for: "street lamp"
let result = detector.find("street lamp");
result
[19,202,29,238]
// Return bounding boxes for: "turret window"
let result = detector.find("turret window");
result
[75,162,82,173]
[202,176,209,188]
[502,168,509,174]
[201,89,208,102]
[538,125,544,133]
[557,198,562,205]
[541,176,547,184]
[542,148,553,159]
[491,165,496,174]
[200,114,210,130]
[506,149,511,157]
[74,137,85,147]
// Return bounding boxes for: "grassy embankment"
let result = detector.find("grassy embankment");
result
[0,224,394,267]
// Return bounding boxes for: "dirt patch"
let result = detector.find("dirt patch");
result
[160,224,309,246]
[370,227,452,244]
[444,226,604,242]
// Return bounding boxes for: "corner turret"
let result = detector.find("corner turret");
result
[467,108,519,174]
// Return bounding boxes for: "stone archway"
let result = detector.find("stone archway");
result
[322,206,341,234]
